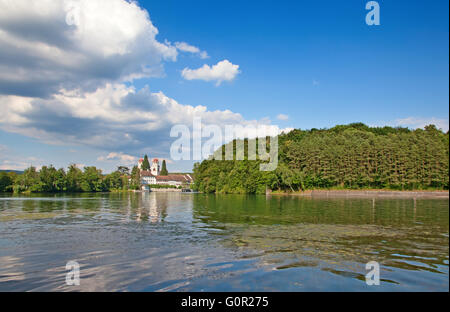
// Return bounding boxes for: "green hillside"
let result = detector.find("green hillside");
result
[193,123,449,194]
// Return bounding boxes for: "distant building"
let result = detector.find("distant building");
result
[151,158,160,176]
[141,171,156,185]
[155,174,194,187]
[137,157,193,188]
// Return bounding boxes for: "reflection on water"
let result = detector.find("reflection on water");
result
[0,193,448,291]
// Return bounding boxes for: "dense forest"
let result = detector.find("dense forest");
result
[0,165,143,193]
[193,123,449,194]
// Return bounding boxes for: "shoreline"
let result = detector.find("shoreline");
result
[2,189,449,198]
[132,188,183,193]
[268,189,449,198]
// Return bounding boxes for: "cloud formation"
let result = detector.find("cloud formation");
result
[97,152,137,164]
[0,0,177,98]
[0,84,289,157]
[277,114,289,121]
[175,42,209,59]
[0,144,43,171]
[0,0,285,171]
[181,60,240,86]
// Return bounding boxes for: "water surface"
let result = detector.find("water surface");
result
[0,193,448,291]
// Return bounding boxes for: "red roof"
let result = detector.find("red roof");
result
[140,171,156,177]
[156,174,193,182]
[153,158,159,162]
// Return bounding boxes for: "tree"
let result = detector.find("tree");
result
[37,165,56,192]
[66,164,83,192]
[142,155,150,171]
[105,171,122,190]
[160,160,169,176]
[0,172,13,192]
[14,166,39,192]
[130,166,141,190]
[54,168,67,192]
[193,123,449,193]
[81,167,106,192]
[117,166,130,175]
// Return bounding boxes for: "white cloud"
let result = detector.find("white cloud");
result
[0,0,177,97]
[0,145,44,170]
[0,1,285,171]
[0,161,31,171]
[391,117,449,132]
[181,60,240,86]
[199,51,209,59]
[97,152,137,164]
[175,41,209,59]
[277,114,289,121]
[0,84,289,154]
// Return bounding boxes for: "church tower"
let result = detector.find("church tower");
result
[151,158,160,176]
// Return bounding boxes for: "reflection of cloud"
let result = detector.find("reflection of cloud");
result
[0,193,217,291]
[0,256,26,282]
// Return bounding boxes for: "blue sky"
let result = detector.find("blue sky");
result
[0,0,448,172]
[139,0,449,128]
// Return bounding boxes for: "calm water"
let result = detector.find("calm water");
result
[0,192,448,292]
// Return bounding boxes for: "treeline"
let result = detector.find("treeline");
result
[193,123,449,194]
[0,165,143,193]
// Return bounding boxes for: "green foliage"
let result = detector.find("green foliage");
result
[80,167,106,192]
[14,166,39,193]
[142,155,150,171]
[66,164,82,192]
[160,160,168,176]
[10,164,133,193]
[129,165,141,190]
[104,170,123,190]
[0,172,14,192]
[117,166,130,175]
[194,124,449,193]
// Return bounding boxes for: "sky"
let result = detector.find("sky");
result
[0,0,448,173]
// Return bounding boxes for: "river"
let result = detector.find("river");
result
[0,192,448,291]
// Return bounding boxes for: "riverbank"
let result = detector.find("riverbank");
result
[144,188,182,193]
[268,189,449,198]
[132,188,196,193]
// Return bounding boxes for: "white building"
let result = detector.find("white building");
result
[155,174,193,187]
[141,171,156,185]
[151,158,160,176]
[137,156,193,189]
[138,157,160,176]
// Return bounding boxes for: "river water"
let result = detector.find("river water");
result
[0,192,448,291]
